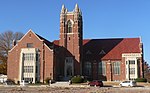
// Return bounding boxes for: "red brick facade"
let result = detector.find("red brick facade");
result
[7,4,144,83]
[58,4,83,78]
[7,31,54,83]
[82,39,143,81]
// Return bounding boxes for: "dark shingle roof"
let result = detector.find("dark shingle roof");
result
[83,38,141,60]
[36,34,54,49]
[53,38,141,60]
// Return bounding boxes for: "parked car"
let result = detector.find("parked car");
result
[4,80,15,85]
[119,81,137,87]
[88,80,103,87]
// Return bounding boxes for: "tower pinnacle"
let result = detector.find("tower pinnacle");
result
[75,4,79,12]
[61,4,66,14]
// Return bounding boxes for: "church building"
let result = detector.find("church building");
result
[7,4,144,83]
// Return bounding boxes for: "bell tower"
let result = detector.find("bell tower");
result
[59,4,83,77]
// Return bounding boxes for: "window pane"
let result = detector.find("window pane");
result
[113,62,120,75]
[129,60,135,64]
[24,53,34,61]
[67,21,72,33]
[27,43,33,48]
[98,62,106,75]
[84,62,91,75]
[130,68,135,74]
[23,66,33,73]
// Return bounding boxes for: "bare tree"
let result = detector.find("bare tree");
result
[0,31,24,56]
[0,31,24,74]
[0,53,7,74]
[144,61,150,82]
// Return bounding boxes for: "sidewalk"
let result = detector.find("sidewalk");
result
[47,81,89,87]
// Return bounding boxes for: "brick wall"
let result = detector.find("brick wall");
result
[7,30,54,83]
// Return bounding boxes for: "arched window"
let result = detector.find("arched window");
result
[98,62,106,75]
[113,62,120,75]
[67,20,72,33]
[84,62,91,75]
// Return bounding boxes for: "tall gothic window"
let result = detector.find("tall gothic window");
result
[84,62,91,75]
[113,62,120,75]
[67,20,72,33]
[98,62,106,75]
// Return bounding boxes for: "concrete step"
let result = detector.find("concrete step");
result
[50,81,70,87]
[55,81,69,84]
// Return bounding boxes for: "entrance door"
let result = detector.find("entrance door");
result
[65,57,74,78]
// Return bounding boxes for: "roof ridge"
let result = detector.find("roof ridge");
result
[83,37,140,40]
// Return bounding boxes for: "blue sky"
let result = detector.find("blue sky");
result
[0,0,150,64]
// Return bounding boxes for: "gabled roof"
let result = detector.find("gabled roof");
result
[83,38,141,60]
[9,29,54,52]
[36,34,53,49]
[53,38,141,60]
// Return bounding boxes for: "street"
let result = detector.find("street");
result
[0,84,150,93]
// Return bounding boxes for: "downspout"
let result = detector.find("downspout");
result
[42,41,45,83]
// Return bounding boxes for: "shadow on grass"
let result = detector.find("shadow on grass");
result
[135,85,144,87]
[103,85,113,87]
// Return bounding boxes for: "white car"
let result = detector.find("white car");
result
[119,81,137,87]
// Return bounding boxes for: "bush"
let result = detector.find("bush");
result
[35,81,42,84]
[5,79,16,85]
[135,78,147,82]
[71,76,84,83]
[7,79,15,83]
